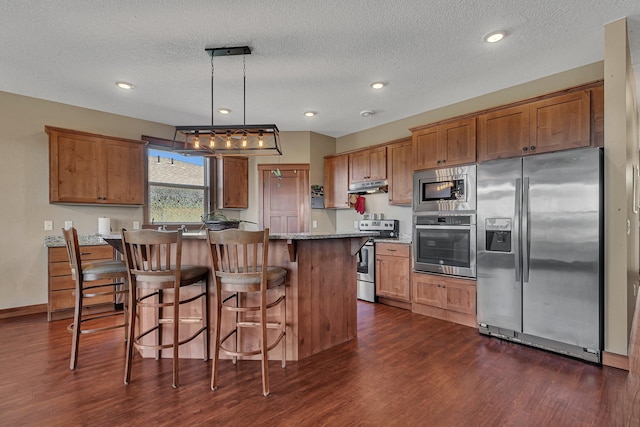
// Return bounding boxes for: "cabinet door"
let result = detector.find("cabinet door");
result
[412,126,439,170]
[443,279,476,314]
[348,150,370,183]
[478,104,530,162]
[101,139,145,204]
[217,156,248,209]
[412,274,444,308]
[530,90,590,154]
[376,254,410,302]
[324,155,349,208]
[387,140,412,205]
[50,132,102,203]
[367,146,387,181]
[439,117,476,166]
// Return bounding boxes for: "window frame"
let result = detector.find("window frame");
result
[141,135,215,225]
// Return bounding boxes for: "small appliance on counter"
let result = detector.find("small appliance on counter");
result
[356,219,400,303]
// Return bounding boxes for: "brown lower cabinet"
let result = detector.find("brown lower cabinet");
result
[411,272,476,328]
[48,245,116,321]
[375,243,411,308]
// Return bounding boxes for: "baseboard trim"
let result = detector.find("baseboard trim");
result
[602,351,629,370]
[0,304,48,320]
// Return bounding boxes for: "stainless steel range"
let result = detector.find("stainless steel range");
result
[356,219,399,302]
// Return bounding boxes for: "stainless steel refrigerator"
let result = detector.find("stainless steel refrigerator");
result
[476,147,603,363]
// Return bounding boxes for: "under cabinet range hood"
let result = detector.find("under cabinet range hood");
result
[348,179,388,194]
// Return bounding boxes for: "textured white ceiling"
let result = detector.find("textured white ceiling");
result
[0,1,639,138]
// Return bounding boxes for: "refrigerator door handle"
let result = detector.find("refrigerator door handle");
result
[514,178,522,282]
[522,177,530,283]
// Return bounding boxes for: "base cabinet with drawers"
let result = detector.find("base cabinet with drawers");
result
[411,272,476,328]
[48,245,116,321]
[375,242,411,310]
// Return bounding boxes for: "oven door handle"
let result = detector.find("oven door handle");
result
[415,225,473,231]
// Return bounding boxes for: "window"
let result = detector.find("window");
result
[147,148,211,224]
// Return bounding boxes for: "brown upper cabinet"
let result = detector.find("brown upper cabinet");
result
[412,117,477,170]
[324,154,350,209]
[47,126,145,205]
[387,138,413,205]
[216,156,248,209]
[478,90,592,162]
[349,146,386,183]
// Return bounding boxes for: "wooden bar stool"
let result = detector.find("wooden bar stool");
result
[206,228,286,396]
[62,227,128,370]
[121,229,209,388]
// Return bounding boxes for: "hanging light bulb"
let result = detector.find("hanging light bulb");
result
[242,131,248,147]
[226,131,231,148]
[209,132,215,148]
[193,131,200,148]
[258,130,264,147]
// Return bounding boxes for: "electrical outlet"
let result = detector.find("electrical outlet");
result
[64,220,73,229]
[634,283,638,297]
[44,220,53,231]
[133,221,140,230]
[312,220,318,229]
[354,220,359,229]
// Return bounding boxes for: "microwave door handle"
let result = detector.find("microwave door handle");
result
[514,178,522,282]
[522,177,530,283]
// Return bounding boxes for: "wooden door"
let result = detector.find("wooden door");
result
[348,150,370,183]
[530,90,590,154]
[412,274,444,308]
[259,164,310,233]
[478,104,530,162]
[387,139,412,205]
[50,132,101,203]
[323,154,349,209]
[101,139,144,204]
[443,277,476,315]
[439,117,476,166]
[412,125,439,170]
[217,156,248,209]
[367,146,387,181]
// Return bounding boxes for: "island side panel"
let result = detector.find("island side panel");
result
[297,238,358,358]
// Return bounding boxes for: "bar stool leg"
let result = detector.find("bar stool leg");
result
[211,281,222,391]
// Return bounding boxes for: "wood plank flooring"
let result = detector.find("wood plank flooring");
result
[0,302,637,426]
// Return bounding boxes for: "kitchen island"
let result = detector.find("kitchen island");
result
[99,230,375,361]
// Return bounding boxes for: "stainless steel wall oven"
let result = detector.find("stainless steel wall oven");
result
[413,213,477,278]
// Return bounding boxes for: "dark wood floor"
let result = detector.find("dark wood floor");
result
[1,302,637,426]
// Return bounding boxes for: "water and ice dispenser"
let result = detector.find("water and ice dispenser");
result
[485,218,512,252]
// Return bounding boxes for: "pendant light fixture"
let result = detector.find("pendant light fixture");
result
[172,46,281,157]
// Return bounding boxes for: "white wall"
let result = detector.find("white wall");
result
[0,91,176,310]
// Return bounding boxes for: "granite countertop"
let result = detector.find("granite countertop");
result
[44,234,108,248]
[45,231,380,248]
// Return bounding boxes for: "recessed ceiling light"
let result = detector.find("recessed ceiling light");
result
[360,110,375,118]
[115,81,135,90]
[370,82,385,89]
[218,108,231,115]
[304,111,317,117]
[484,30,505,43]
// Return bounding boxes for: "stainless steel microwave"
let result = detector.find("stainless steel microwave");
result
[413,165,476,212]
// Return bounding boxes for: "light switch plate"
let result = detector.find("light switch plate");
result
[133,221,140,230]
[44,220,53,231]
[64,221,73,229]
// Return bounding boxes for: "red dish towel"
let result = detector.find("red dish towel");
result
[355,195,366,214]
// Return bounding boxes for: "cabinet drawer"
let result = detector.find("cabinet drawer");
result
[49,245,113,263]
[50,275,75,291]
[49,262,72,277]
[376,243,410,257]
